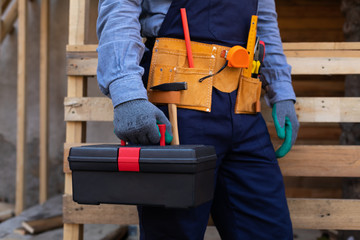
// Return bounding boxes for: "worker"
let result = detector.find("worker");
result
[96,0,299,239]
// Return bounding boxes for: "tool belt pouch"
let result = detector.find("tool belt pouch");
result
[235,75,262,114]
[147,38,262,114]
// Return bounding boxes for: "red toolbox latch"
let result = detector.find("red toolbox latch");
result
[118,147,141,172]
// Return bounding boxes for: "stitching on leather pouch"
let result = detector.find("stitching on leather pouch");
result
[162,38,214,48]
[148,41,159,90]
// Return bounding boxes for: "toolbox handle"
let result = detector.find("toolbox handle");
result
[120,124,166,146]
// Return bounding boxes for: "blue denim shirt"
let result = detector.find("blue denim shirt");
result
[97,0,296,108]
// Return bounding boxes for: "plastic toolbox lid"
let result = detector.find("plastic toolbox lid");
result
[68,144,217,173]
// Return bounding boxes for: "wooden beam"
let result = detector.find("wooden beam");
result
[66,44,97,52]
[283,42,360,50]
[278,18,343,30]
[0,209,14,222]
[262,97,360,123]
[62,143,360,176]
[64,97,113,121]
[66,51,97,76]
[15,0,26,216]
[287,57,360,75]
[63,195,360,230]
[64,0,89,239]
[1,0,12,13]
[285,50,360,58]
[66,42,360,76]
[39,0,49,204]
[279,145,360,177]
[288,198,360,230]
[63,97,360,123]
[63,195,138,225]
[22,215,63,234]
[66,42,360,52]
[13,227,27,235]
[0,0,18,43]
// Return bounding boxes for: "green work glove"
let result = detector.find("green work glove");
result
[113,99,173,145]
[272,100,299,158]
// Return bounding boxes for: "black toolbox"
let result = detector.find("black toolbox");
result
[68,144,217,208]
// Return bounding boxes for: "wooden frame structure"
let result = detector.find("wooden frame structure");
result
[16,0,27,216]
[39,0,49,204]
[2,0,50,215]
[63,0,360,239]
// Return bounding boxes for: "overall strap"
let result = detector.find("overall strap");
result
[158,0,258,47]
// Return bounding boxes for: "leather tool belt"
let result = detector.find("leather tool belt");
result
[147,38,262,114]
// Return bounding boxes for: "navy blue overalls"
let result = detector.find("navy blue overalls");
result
[138,1,293,239]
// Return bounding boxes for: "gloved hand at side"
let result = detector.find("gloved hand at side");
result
[113,99,173,145]
[272,100,299,158]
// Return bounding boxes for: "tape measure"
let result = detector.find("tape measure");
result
[225,46,249,68]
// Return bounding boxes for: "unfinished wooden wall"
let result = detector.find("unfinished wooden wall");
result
[275,0,346,200]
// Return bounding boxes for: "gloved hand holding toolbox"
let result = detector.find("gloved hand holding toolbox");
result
[68,103,218,209]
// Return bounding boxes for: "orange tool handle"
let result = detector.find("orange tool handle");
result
[180,8,194,68]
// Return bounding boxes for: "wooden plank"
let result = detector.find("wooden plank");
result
[0,195,62,238]
[283,42,360,51]
[263,97,360,123]
[66,42,360,53]
[63,195,360,230]
[0,0,17,43]
[66,51,360,76]
[268,123,341,142]
[13,227,27,235]
[64,97,113,121]
[22,215,62,234]
[64,0,89,239]
[278,18,343,30]
[286,187,342,199]
[292,77,344,97]
[0,209,14,222]
[277,0,340,6]
[68,0,87,45]
[288,57,360,75]
[277,5,343,18]
[1,0,12,13]
[62,144,360,177]
[66,44,97,52]
[39,0,49,205]
[279,30,344,42]
[284,177,342,199]
[64,97,360,123]
[280,145,360,177]
[285,50,360,58]
[67,51,97,76]
[289,198,360,230]
[67,56,360,76]
[15,0,26,216]
[63,195,138,225]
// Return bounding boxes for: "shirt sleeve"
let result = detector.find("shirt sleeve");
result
[96,0,148,108]
[257,0,296,106]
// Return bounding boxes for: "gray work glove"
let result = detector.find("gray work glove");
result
[272,100,300,158]
[113,99,172,145]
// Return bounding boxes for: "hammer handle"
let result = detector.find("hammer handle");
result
[168,103,180,145]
